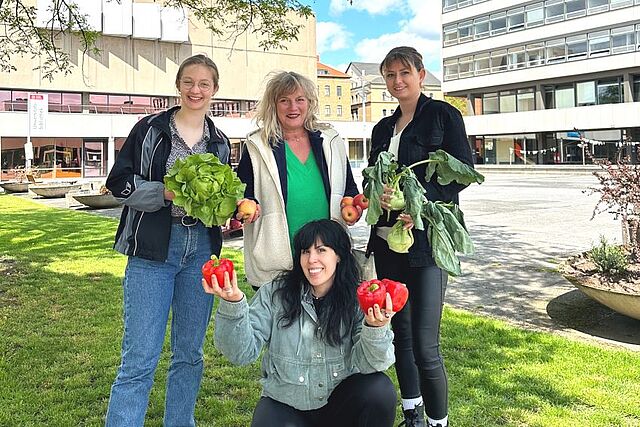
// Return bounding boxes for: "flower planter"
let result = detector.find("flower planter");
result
[71,192,121,209]
[573,281,640,321]
[0,181,29,193]
[29,183,83,198]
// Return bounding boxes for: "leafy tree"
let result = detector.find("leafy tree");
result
[444,95,468,115]
[0,0,313,80]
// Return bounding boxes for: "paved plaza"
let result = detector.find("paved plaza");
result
[12,169,640,350]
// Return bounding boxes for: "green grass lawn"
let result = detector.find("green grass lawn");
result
[1,195,639,427]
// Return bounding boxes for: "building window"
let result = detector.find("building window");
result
[382,109,387,116]
[324,105,331,116]
[587,0,608,14]
[324,85,330,96]
[474,53,490,75]
[567,34,588,60]
[610,0,633,9]
[336,85,342,97]
[526,43,545,66]
[490,50,507,72]
[546,38,567,63]
[507,7,525,32]
[482,93,499,114]
[565,0,586,18]
[473,16,489,39]
[507,46,526,69]
[444,59,459,81]
[576,81,596,106]
[589,30,610,57]
[337,105,342,116]
[499,91,516,112]
[444,24,458,45]
[458,56,474,78]
[458,20,473,42]
[555,85,575,108]
[633,76,640,101]
[489,12,507,36]
[443,0,457,12]
[517,88,536,111]
[597,78,622,104]
[545,0,565,23]
[611,25,635,54]
[525,3,544,27]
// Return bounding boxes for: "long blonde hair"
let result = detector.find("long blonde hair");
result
[255,71,326,146]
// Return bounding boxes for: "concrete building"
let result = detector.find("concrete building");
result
[441,0,640,165]
[0,0,320,180]
[346,62,443,125]
[317,61,351,122]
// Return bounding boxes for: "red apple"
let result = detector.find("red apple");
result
[340,196,354,208]
[341,205,361,223]
[353,193,369,210]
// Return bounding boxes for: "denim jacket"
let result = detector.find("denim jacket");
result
[214,281,395,411]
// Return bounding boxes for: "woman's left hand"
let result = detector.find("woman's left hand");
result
[397,213,414,230]
[364,293,395,327]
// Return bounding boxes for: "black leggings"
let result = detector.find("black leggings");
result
[250,373,397,427]
[373,235,448,420]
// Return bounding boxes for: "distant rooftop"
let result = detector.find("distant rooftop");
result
[346,61,441,87]
[317,62,350,78]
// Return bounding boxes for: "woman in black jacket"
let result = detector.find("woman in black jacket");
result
[365,47,474,427]
[105,54,230,427]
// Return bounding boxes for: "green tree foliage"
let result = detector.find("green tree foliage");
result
[0,0,313,80]
[445,95,468,115]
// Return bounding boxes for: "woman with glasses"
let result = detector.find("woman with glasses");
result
[105,54,231,426]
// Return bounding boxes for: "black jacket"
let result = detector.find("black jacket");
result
[106,106,231,261]
[366,94,474,267]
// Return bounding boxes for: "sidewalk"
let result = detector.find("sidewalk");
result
[12,171,640,351]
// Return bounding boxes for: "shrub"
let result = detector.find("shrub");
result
[588,236,629,276]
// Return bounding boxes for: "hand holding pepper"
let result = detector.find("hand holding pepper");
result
[201,268,244,302]
[364,292,394,328]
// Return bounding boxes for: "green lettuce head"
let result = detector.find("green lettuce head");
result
[164,153,246,227]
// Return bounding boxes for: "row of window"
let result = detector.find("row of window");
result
[444,0,638,46]
[444,25,639,81]
[319,85,344,97]
[477,77,628,114]
[443,0,490,13]
[323,105,344,117]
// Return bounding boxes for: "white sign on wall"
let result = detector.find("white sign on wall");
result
[28,93,48,136]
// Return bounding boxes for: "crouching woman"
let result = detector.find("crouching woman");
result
[202,219,397,426]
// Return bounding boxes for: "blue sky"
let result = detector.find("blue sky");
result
[305,0,443,79]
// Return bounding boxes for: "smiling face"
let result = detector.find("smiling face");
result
[276,86,309,133]
[382,59,425,103]
[177,64,218,114]
[300,239,340,298]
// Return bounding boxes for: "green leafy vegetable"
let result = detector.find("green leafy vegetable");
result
[164,153,246,227]
[362,150,485,276]
[425,149,485,186]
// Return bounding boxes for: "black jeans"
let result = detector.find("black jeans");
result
[250,372,397,427]
[373,234,449,420]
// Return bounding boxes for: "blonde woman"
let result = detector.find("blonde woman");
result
[236,71,359,289]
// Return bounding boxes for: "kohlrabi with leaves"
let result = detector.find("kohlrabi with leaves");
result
[164,153,246,227]
[362,149,484,276]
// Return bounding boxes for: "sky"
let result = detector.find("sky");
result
[306,0,443,79]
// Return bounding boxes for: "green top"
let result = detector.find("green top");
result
[285,143,330,249]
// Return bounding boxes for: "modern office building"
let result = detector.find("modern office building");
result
[0,0,318,180]
[441,0,640,165]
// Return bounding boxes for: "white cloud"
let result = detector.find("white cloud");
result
[351,0,443,75]
[317,21,352,56]
[329,0,405,15]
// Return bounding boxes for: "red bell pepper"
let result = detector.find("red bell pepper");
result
[380,279,409,312]
[356,279,387,314]
[202,256,234,287]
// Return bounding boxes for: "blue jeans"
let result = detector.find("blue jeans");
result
[106,222,214,427]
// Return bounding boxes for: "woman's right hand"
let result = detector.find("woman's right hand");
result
[235,198,261,223]
[164,189,175,201]
[379,184,393,210]
[202,269,244,302]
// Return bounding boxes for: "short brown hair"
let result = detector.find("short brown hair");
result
[379,46,424,75]
[175,54,220,90]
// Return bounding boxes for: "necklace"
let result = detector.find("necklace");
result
[285,133,305,143]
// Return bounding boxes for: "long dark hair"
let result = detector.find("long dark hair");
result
[273,219,361,347]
